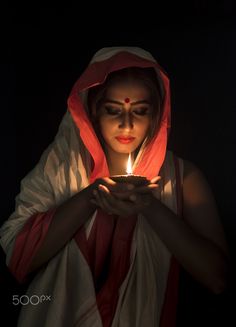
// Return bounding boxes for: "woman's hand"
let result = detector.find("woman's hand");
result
[90,176,161,217]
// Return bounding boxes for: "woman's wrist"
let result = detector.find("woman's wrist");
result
[86,181,107,211]
[140,194,161,216]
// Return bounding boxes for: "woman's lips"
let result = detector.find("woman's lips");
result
[115,136,136,144]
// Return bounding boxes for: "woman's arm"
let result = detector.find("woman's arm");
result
[28,183,97,273]
[142,160,230,294]
[89,162,230,294]
[28,177,133,274]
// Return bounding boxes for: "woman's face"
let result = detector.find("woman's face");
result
[97,80,152,155]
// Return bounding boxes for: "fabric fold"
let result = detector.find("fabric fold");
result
[9,209,56,283]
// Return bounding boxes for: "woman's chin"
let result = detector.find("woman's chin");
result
[112,145,139,154]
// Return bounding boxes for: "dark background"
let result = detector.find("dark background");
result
[1,2,235,326]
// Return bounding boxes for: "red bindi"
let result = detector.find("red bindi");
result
[124,98,130,103]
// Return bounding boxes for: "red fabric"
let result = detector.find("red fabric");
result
[9,209,56,283]
[75,210,116,277]
[75,210,136,327]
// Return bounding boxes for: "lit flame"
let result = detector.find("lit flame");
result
[126,153,133,175]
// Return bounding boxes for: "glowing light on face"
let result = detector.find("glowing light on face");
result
[97,81,152,155]
[126,153,133,175]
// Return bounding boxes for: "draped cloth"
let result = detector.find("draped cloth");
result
[0,47,183,326]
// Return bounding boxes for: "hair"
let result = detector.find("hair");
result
[87,66,164,147]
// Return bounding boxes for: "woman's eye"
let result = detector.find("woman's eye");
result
[133,108,149,116]
[105,107,121,115]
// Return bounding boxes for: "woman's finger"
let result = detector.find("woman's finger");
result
[90,198,114,215]
[93,189,104,208]
[129,193,151,208]
[97,186,121,215]
[97,183,150,217]
[111,184,158,200]
[100,186,136,216]
[150,176,161,184]
[90,198,99,206]
[102,178,135,193]
[134,184,159,194]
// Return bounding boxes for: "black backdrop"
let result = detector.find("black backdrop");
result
[1,3,235,326]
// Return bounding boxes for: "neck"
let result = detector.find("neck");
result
[105,149,130,176]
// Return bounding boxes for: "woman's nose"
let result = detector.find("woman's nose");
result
[118,113,134,129]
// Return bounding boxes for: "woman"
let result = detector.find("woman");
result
[0,47,229,326]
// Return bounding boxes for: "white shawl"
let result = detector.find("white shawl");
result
[0,47,183,326]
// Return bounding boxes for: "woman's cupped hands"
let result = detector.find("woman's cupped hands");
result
[90,176,161,217]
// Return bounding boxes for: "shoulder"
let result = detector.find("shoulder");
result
[183,159,203,179]
[165,152,208,190]
[182,159,213,203]
[182,159,212,192]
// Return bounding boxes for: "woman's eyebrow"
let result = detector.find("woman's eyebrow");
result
[131,100,150,105]
[104,99,150,105]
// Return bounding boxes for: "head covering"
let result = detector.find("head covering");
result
[67,47,171,182]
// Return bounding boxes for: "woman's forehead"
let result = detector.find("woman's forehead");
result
[105,81,151,101]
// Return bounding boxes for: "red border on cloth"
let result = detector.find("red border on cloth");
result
[9,209,56,283]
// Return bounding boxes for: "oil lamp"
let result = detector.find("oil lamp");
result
[111,154,149,186]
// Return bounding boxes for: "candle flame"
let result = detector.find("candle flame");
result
[126,153,133,175]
